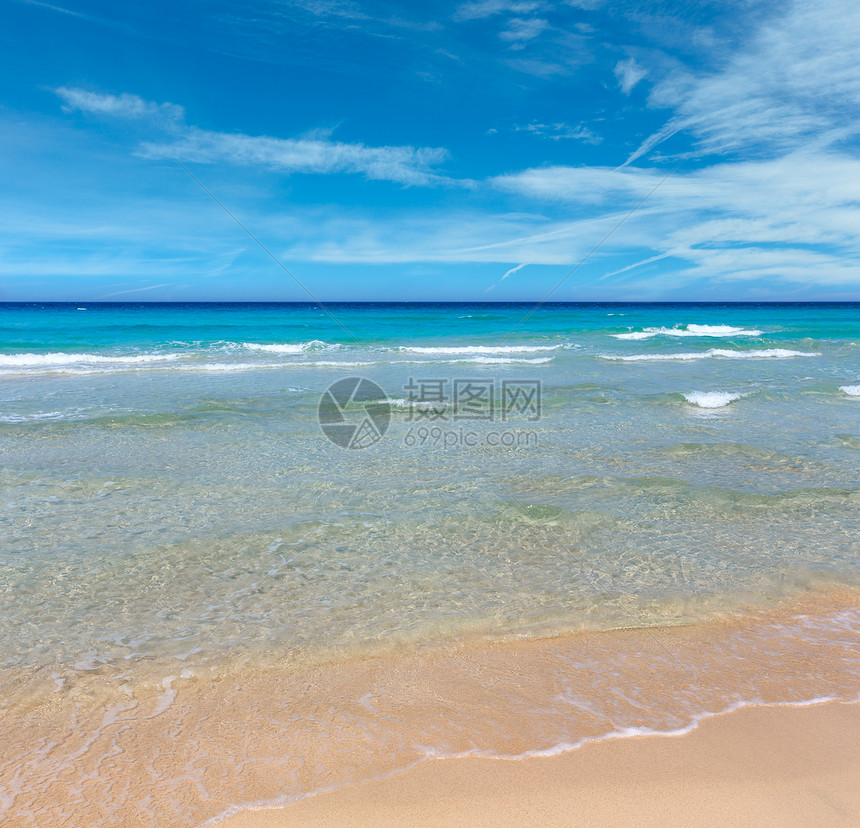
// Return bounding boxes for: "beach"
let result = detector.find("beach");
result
[2,587,858,826]
[1,302,859,826]
[222,701,860,828]
[4,0,860,819]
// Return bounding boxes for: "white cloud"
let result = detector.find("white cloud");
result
[499,17,549,45]
[515,122,602,143]
[235,149,860,290]
[501,262,527,279]
[21,1,86,18]
[494,164,659,203]
[100,283,174,297]
[54,88,449,186]
[280,210,607,265]
[626,0,860,163]
[614,58,646,95]
[141,128,450,186]
[54,87,184,122]
[453,0,541,22]
[491,151,860,286]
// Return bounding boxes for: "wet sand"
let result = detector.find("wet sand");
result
[221,701,860,827]
[2,589,858,826]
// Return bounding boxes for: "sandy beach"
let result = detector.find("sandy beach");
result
[2,587,858,827]
[4,0,860,821]
[221,701,860,827]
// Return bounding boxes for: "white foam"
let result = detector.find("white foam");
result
[242,340,333,353]
[398,345,560,354]
[380,399,445,410]
[0,352,180,367]
[0,409,86,423]
[683,391,745,409]
[612,324,763,340]
[603,348,819,362]
[0,359,376,377]
[839,385,860,396]
[182,360,375,372]
[242,344,306,354]
[201,695,853,828]
[435,356,553,365]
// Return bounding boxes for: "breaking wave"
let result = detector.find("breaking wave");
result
[602,348,819,362]
[612,324,763,340]
[683,391,745,409]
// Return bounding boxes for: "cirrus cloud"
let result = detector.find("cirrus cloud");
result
[53,87,450,186]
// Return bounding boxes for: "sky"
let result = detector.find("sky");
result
[1,0,859,301]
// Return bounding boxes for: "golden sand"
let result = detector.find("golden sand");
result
[0,588,857,826]
[222,701,860,828]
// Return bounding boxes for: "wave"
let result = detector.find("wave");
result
[0,352,180,367]
[0,342,559,374]
[0,409,94,423]
[397,345,561,355]
[612,324,763,340]
[241,340,334,353]
[602,348,819,362]
[840,385,860,396]
[177,361,371,372]
[0,360,378,377]
[380,398,445,411]
[0,356,553,377]
[186,357,553,369]
[683,391,745,409]
[433,356,553,364]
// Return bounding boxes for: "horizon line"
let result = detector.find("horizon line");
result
[2,299,860,306]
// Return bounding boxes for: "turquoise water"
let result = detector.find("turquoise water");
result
[1,301,859,826]
[1,302,859,681]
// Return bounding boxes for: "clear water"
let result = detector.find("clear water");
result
[1,302,859,674]
[1,302,858,825]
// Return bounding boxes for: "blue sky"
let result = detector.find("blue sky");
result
[1,0,859,301]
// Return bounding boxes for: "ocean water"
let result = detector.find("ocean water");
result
[1,302,859,826]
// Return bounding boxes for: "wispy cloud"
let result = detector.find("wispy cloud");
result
[19,0,86,18]
[492,150,860,286]
[141,128,450,185]
[55,87,184,122]
[453,0,541,22]
[614,58,646,95]
[499,17,550,47]
[501,262,527,279]
[100,282,174,298]
[54,87,449,185]
[515,122,602,143]
[493,164,658,202]
[626,0,860,164]
[247,148,860,290]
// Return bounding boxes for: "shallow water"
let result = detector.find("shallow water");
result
[1,302,858,825]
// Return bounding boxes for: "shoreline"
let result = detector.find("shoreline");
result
[219,700,860,827]
[2,588,858,826]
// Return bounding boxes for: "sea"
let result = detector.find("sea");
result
[1,301,858,826]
